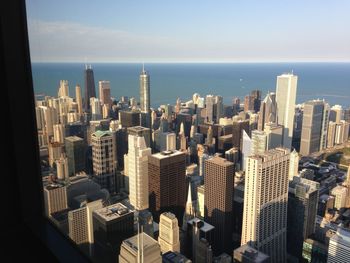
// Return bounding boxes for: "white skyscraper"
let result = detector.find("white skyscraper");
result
[276,73,298,149]
[127,134,152,211]
[58,80,69,97]
[158,212,180,253]
[140,65,150,113]
[289,149,300,181]
[241,148,290,263]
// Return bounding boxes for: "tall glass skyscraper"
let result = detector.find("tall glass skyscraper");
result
[84,65,96,112]
[140,65,150,113]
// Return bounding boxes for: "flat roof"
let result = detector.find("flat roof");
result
[187,217,215,232]
[234,244,269,261]
[122,232,158,252]
[151,150,184,160]
[65,136,84,142]
[92,130,112,138]
[206,156,234,167]
[94,203,132,221]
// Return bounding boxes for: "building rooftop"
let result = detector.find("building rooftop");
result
[92,130,112,138]
[331,225,350,246]
[162,251,191,263]
[127,126,150,132]
[121,232,158,253]
[249,147,290,162]
[206,155,234,167]
[151,150,184,160]
[234,244,269,262]
[188,217,215,232]
[65,136,84,142]
[93,203,132,221]
[45,183,65,191]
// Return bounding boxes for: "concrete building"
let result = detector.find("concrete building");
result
[331,186,348,210]
[44,183,68,216]
[75,85,83,116]
[233,244,269,263]
[197,185,205,219]
[251,130,267,155]
[127,126,151,149]
[119,232,162,263]
[327,121,337,148]
[55,154,69,180]
[148,150,187,222]
[158,212,180,253]
[289,149,299,181]
[204,156,234,255]
[276,73,298,149]
[126,134,152,211]
[241,148,290,263]
[327,226,350,263]
[329,105,343,123]
[53,123,65,144]
[91,130,117,194]
[58,80,69,97]
[98,80,112,106]
[264,122,283,150]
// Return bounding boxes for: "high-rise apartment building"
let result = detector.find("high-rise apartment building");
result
[300,100,325,156]
[148,150,187,222]
[329,105,343,123]
[65,136,86,177]
[91,130,117,193]
[276,73,298,149]
[204,156,234,255]
[327,226,350,263]
[287,177,320,259]
[98,80,112,106]
[84,65,96,112]
[127,134,152,211]
[158,212,180,253]
[241,148,290,263]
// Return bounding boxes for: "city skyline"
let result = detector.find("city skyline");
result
[26,0,350,62]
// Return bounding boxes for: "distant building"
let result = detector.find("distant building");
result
[127,126,151,148]
[119,110,141,128]
[276,73,298,149]
[84,65,96,112]
[233,244,269,263]
[204,156,234,255]
[119,232,162,263]
[258,92,277,131]
[98,80,111,106]
[158,212,180,253]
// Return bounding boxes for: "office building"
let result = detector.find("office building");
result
[44,183,68,216]
[65,136,86,177]
[126,134,152,211]
[327,226,350,263]
[186,218,214,262]
[287,177,320,259]
[119,110,141,128]
[205,95,215,123]
[148,150,187,222]
[158,212,180,253]
[127,126,151,149]
[276,73,298,149]
[53,123,65,144]
[241,148,290,263]
[289,149,299,181]
[56,154,69,180]
[119,232,162,263]
[331,186,348,210]
[320,102,330,151]
[98,80,111,106]
[84,65,96,112]
[327,121,337,148]
[91,130,117,193]
[241,130,252,171]
[197,185,205,219]
[48,141,64,167]
[251,130,267,155]
[93,203,134,262]
[258,92,277,131]
[232,119,250,152]
[302,238,328,263]
[90,97,101,120]
[204,156,234,255]
[233,244,269,263]
[300,100,325,156]
[329,105,343,123]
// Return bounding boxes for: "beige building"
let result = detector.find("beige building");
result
[251,130,267,155]
[119,232,162,263]
[331,185,348,210]
[289,149,300,181]
[241,148,290,263]
[44,183,68,216]
[98,80,112,106]
[75,85,83,116]
[158,212,180,253]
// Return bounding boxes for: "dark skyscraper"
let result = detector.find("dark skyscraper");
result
[84,65,96,112]
[204,156,234,255]
[148,150,187,223]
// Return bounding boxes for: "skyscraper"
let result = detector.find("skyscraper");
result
[327,226,350,263]
[205,95,215,123]
[140,65,150,113]
[91,130,117,194]
[65,136,86,177]
[75,85,83,116]
[258,92,277,131]
[251,130,267,155]
[241,148,290,263]
[127,134,152,211]
[84,65,96,112]
[287,177,319,259]
[276,73,298,149]
[289,149,299,180]
[58,80,69,97]
[98,80,112,106]
[148,150,187,222]
[204,156,234,255]
[300,100,325,156]
[158,212,180,253]
[44,183,68,216]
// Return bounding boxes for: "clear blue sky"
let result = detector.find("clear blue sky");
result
[26,0,350,62]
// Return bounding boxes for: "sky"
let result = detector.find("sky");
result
[26,0,350,63]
